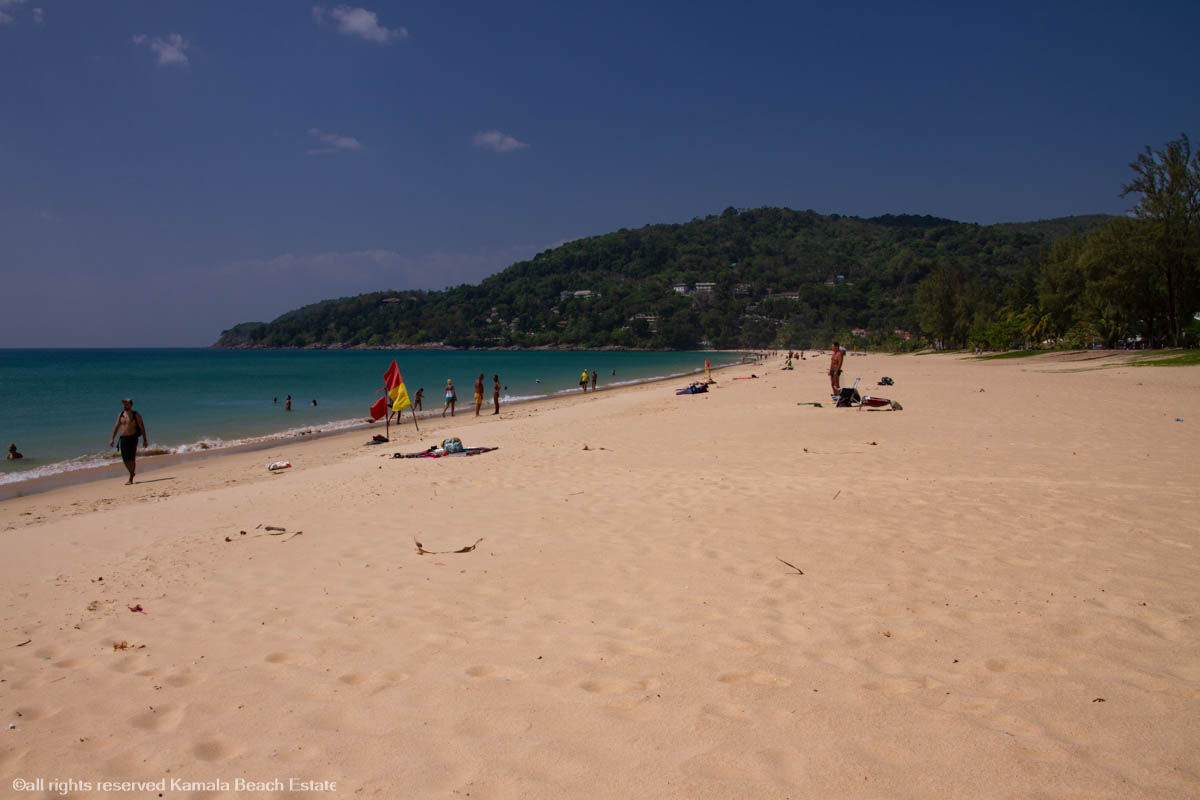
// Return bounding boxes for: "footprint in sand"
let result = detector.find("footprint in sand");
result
[192,738,238,762]
[465,665,524,680]
[52,657,87,669]
[717,670,791,687]
[164,668,202,687]
[129,704,186,733]
[984,657,1067,675]
[700,702,754,724]
[578,677,660,694]
[861,677,926,695]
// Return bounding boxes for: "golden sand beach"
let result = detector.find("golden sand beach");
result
[1,351,1198,799]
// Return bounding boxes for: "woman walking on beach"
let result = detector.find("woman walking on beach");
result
[442,380,457,417]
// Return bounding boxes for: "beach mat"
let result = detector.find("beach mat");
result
[394,446,498,459]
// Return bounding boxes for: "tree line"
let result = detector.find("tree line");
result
[914,135,1200,349]
[213,136,1197,352]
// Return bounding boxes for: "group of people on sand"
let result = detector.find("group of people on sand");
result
[441,374,502,418]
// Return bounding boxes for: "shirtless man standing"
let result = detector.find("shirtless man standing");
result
[829,342,845,396]
[109,398,148,485]
[474,373,485,416]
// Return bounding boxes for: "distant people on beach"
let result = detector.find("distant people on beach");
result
[829,342,844,394]
[414,388,423,411]
[474,374,485,416]
[442,380,456,417]
[591,370,598,391]
[109,398,147,485]
[285,395,292,411]
[6,443,22,460]
[580,370,589,392]
[492,375,501,414]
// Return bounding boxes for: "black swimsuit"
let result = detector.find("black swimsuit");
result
[118,412,141,461]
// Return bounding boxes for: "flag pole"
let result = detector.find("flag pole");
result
[384,383,390,441]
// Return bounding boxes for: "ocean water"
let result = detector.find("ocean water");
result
[0,349,745,486]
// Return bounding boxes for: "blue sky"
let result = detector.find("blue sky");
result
[2,1,1197,347]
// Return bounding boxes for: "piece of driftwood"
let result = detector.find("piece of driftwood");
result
[415,537,484,555]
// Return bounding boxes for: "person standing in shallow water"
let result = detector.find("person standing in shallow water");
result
[474,373,485,416]
[442,380,456,417]
[591,370,598,391]
[492,375,501,414]
[580,369,589,393]
[109,398,148,485]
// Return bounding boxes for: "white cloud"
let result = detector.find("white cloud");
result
[306,128,364,155]
[472,130,530,153]
[313,5,407,43]
[132,33,190,66]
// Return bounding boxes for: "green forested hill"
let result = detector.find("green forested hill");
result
[213,207,1111,350]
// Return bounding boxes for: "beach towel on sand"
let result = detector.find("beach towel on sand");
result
[394,446,498,459]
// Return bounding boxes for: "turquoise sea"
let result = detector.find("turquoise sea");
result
[0,349,745,487]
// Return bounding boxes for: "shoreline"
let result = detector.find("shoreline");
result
[0,356,764,502]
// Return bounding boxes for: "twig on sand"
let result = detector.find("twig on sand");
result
[284,532,303,542]
[832,490,841,500]
[264,525,286,532]
[776,558,804,575]
[415,537,484,555]
[15,639,31,647]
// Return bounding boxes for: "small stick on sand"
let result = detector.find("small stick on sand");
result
[776,558,804,575]
[415,538,484,555]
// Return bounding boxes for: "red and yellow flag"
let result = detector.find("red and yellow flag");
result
[384,360,411,412]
